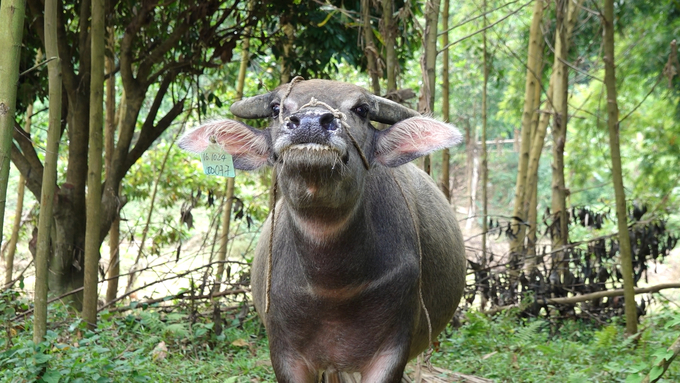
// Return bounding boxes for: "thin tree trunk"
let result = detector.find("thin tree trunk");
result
[524,0,583,274]
[105,26,119,304]
[82,0,105,328]
[0,0,26,247]
[419,0,442,175]
[440,0,451,201]
[508,0,544,276]
[4,138,27,286]
[466,145,479,231]
[126,144,174,294]
[35,0,62,343]
[382,0,397,92]
[280,22,295,85]
[214,9,253,291]
[465,117,477,229]
[273,20,295,211]
[603,0,637,335]
[4,51,40,287]
[362,0,381,95]
[481,0,489,305]
[550,0,570,278]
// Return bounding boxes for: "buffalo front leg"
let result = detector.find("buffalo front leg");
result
[361,346,410,383]
[270,347,317,383]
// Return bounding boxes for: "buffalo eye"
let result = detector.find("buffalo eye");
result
[352,104,369,119]
[271,103,281,118]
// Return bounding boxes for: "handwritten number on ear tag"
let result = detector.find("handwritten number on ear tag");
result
[200,142,235,178]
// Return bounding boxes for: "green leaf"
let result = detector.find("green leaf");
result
[665,316,680,329]
[628,363,648,374]
[649,366,664,381]
[33,352,51,364]
[372,29,384,46]
[41,369,61,383]
[651,348,674,365]
[624,373,644,383]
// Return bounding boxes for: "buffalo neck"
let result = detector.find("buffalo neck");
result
[281,198,376,290]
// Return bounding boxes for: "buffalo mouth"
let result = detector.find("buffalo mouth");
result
[279,143,349,171]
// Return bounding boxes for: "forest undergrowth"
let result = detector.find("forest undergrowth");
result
[1,289,679,383]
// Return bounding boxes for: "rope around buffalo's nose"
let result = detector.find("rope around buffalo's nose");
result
[265,77,432,350]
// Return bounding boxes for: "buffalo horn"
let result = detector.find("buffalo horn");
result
[368,95,421,125]
[230,93,272,119]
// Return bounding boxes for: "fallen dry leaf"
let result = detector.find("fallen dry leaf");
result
[151,341,168,362]
[231,338,249,347]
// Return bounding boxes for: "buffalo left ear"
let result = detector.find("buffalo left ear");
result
[374,116,463,168]
[178,120,271,170]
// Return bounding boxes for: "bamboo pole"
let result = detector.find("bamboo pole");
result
[508,0,544,276]
[603,0,637,336]
[83,0,106,328]
[0,0,26,249]
[35,0,63,343]
[440,0,451,201]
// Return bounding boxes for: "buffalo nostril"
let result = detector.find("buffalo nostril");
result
[287,116,300,129]
[319,113,336,131]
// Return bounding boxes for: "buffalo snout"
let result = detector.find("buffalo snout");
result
[287,111,339,132]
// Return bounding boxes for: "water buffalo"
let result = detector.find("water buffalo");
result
[178,79,466,382]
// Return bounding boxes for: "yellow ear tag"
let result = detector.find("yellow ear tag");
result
[200,141,235,178]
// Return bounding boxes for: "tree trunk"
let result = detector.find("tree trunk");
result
[34,0,62,343]
[280,22,295,85]
[4,116,31,287]
[4,50,40,287]
[550,0,570,278]
[466,143,479,231]
[274,19,295,211]
[362,0,381,95]
[0,0,26,247]
[508,0,544,276]
[524,31,544,261]
[524,0,583,274]
[481,0,489,300]
[82,0,105,328]
[419,0,442,175]
[465,117,477,230]
[105,26,119,304]
[440,0,451,201]
[603,0,638,335]
[382,0,397,92]
[215,6,253,290]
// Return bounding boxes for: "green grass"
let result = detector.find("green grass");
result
[433,306,680,382]
[1,292,679,383]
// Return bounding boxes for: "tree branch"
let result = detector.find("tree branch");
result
[119,1,158,95]
[641,335,680,383]
[483,283,680,315]
[10,144,42,199]
[137,23,191,83]
[55,0,78,100]
[106,288,249,314]
[124,99,184,175]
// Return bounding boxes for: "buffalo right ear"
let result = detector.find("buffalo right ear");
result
[177,120,271,170]
[374,116,463,168]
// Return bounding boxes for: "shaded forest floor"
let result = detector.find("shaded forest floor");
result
[1,296,679,383]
